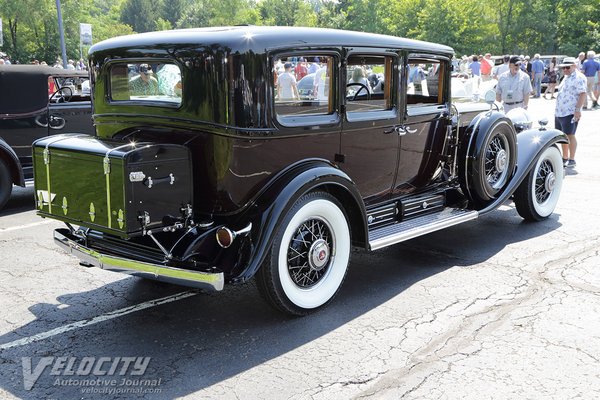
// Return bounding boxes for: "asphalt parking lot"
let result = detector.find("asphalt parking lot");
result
[0,98,599,399]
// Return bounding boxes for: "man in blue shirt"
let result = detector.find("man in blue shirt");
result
[531,54,545,98]
[469,56,481,77]
[581,51,600,108]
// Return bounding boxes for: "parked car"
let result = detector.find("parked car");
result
[297,72,315,100]
[33,27,567,316]
[0,65,93,210]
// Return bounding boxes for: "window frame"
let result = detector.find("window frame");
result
[405,53,449,109]
[107,59,184,109]
[343,50,399,123]
[271,51,341,128]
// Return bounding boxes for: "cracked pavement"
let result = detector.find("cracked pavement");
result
[0,98,599,399]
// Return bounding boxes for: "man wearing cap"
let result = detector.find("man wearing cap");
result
[276,62,299,101]
[555,57,587,168]
[129,64,159,96]
[496,56,532,113]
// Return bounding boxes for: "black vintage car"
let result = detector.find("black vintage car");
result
[0,65,93,210]
[33,27,566,315]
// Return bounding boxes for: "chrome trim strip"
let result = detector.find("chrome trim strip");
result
[54,229,224,291]
[369,209,478,251]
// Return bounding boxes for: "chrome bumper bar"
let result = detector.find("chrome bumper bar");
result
[54,229,224,291]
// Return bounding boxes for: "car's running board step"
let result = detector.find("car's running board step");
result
[369,208,478,250]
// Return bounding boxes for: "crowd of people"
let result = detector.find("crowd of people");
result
[489,51,598,169]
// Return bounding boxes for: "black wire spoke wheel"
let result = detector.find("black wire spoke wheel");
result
[534,159,555,204]
[485,133,510,190]
[255,191,350,316]
[470,119,517,205]
[514,146,563,221]
[287,218,333,288]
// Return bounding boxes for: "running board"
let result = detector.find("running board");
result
[369,208,479,250]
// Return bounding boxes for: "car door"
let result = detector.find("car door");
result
[47,100,93,135]
[47,76,94,136]
[339,50,400,207]
[394,55,450,196]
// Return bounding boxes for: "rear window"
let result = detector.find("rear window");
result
[110,62,182,105]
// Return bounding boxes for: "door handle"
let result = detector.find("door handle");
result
[384,126,400,134]
[396,126,407,136]
[48,116,66,130]
[404,126,418,134]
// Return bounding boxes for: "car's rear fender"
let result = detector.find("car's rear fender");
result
[211,159,367,283]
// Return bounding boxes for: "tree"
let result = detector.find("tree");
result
[259,0,317,27]
[120,0,158,33]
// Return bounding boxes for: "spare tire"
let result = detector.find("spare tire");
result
[462,116,517,206]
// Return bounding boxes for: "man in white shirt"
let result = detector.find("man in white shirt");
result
[554,57,587,168]
[276,62,299,101]
[495,56,532,112]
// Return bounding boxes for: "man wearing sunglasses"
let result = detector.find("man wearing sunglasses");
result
[555,57,587,168]
[496,56,532,113]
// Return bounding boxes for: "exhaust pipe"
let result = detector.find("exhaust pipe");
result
[215,223,252,248]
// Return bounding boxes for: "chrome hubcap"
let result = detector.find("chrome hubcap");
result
[309,239,330,271]
[495,149,507,173]
[545,172,556,193]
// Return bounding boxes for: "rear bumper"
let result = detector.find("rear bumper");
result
[54,228,224,291]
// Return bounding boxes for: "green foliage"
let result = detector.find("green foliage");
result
[1,0,599,64]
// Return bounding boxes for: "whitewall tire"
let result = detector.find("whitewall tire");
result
[256,191,350,316]
[514,145,564,221]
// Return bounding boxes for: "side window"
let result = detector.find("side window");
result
[274,55,334,118]
[345,55,394,114]
[110,62,182,105]
[406,58,444,106]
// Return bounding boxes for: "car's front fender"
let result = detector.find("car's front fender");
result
[478,127,568,215]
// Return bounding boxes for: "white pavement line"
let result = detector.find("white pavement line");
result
[0,219,56,234]
[0,291,198,351]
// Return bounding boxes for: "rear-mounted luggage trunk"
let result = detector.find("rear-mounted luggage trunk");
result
[33,134,193,238]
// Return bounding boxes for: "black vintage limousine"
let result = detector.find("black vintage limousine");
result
[33,26,567,315]
[0,65,93,210]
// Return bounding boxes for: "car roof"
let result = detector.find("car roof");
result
[89,26,455,58]
[0,66,87,116]
[0,65,88,78]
